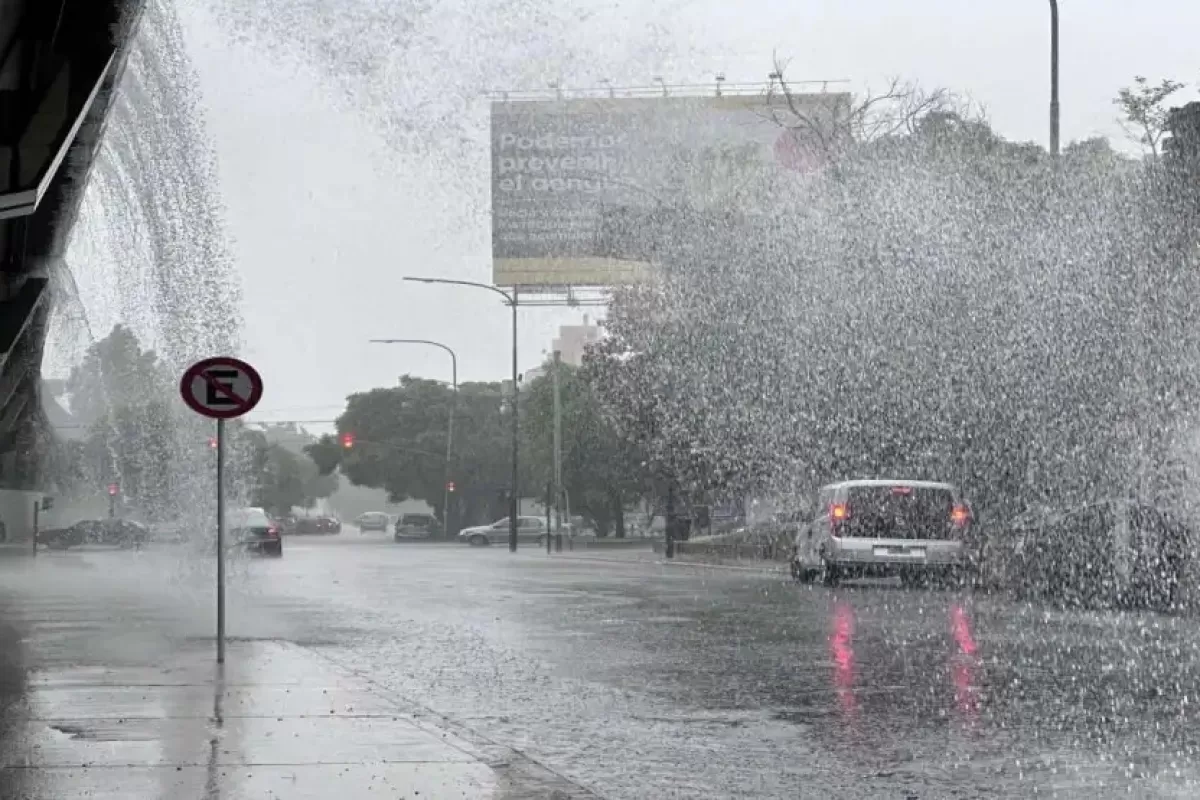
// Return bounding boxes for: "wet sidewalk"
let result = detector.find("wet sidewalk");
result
[0,636,498,799]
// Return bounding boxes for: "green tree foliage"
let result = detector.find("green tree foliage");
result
[65,324,172,427]
[241,427,336,515]
[589,105,1200,526]
[1115,76,1188,157]
[55,325,330,520]
[522,360,644,536]
[308,376,511,528]
[59,326,180,517]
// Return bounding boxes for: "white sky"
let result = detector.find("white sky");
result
[167,0,1197,428]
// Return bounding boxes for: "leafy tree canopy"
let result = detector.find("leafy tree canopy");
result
[522,360,645,535]
[308,376,513,528]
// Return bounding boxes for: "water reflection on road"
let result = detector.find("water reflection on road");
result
[7,541,1200,798]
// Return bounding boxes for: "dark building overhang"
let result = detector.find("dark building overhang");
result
[0,0,144,486]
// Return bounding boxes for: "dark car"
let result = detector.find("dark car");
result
[1000,499,1190,610]
[229,508,282,556]
[39,518,149,550]
[290,515,340,535]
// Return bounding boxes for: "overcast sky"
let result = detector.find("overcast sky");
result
[167,0,1198,427]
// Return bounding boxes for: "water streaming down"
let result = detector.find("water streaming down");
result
[45,0,251,552]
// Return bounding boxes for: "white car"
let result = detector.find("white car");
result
[791,479,973,587]
[457,516,572,546]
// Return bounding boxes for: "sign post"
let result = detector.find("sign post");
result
[179,356,263,664]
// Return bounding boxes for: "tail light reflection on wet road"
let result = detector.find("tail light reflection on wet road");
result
[950,603,980,720]
[830,600,857,719]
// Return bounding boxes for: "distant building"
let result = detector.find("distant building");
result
[41,380,85,441]
[551,315,601,366]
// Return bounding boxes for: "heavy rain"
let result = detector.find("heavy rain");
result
[1,1,1199,798]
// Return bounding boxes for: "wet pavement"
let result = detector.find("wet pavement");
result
[5,533,1200,798]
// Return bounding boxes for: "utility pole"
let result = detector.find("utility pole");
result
[552,349,563,542]
[664,481,677,559]
[510,287,519,552]
[369,339,457,537]
[1049,0,1060,157]
[403,276,520,552]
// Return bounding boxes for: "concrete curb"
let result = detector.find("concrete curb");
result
[551,552,789,575]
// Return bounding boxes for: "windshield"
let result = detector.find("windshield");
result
[842,485,957,539]
[13,3,1200,798]
[229,509,272,529]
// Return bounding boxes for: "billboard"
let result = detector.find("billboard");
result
[490,92,851,288]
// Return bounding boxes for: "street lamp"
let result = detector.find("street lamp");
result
[370,338,458,538]
[1049,0,1060,157]
[404,276,521,552]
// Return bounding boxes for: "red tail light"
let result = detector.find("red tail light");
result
[950,505,970,527]
[267,525,280,538]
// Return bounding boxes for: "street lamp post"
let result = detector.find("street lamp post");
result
[1049,0,1060,157]
[370,339,458,538]
[404,277,521,552]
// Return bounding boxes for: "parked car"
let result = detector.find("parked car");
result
[355,512,390,532]
[291,515,341,535]
[394,512,439,540]
[228,507,282,556]
[998,499,1190,610]
[38,518,150,550]
[791,479,974,587]
[457,516,572,547]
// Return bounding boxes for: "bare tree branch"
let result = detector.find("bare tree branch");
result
[763,57,985,161]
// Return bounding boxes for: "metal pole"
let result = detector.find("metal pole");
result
[443,353,456,539]
[552,349,563,545]
[32,500,38,556]
[509,286,519,552]
[215,417,226,665]
[665,481,675,559]
[396,278,517,549]
[545,481,552,554]
[368,340,458,538]
[1049,0,1060,157]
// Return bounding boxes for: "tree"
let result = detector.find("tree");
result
[588,97,1200,529]
[242,428,336,515]
[308,376,511,528]
[65,324,172,427]
[522,360,645,536]
[1115,76,1187,157]
[63,326,187,519]
[768,62,985,159]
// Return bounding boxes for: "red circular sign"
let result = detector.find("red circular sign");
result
[179,357,263,420]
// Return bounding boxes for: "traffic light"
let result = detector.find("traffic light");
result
[208,437,218,449]
[446,481,456,493]
[340,432,355,449]
[107,483,119,496]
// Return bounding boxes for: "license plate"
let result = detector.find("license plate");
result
[874,546,926,558]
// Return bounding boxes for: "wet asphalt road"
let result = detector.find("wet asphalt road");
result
[10,532,1200,798]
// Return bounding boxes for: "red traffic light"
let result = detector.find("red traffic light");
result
[107,483,119,496]
[446,481,456,493]
[207,437,218,449]
[340,433,355,449]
